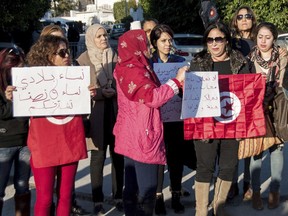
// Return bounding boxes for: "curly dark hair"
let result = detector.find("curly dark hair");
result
[27,35,69,66]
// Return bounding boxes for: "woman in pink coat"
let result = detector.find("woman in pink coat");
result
[113,29,187,216]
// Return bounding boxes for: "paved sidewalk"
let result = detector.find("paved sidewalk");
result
[3,147,288,215]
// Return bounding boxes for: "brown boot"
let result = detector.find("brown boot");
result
[268,192,280,209]
[14,192,31,216]
[243,181,252,201]
[194,181,210,216]
[252,191,264,210]
[213,178,232,216]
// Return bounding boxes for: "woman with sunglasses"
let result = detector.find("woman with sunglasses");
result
[149,24,196,215]
[0,46,31,215]
[230,6,257,57]
[187,21,250,216]
[76,24,124,215]
[229,6,288,202]
[228,5,258,202]
[26,35,96,216]
[39,24,90,216]
[247,22,287,211]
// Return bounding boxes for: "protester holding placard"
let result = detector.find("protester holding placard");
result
[150,24,196,215]
[113,29,187,216]
[247,22,287,210]
[186,21,250,216]
[77,23,124,215]
[26,35,96,216]
[0,47,31,216]
[39,23,91,216]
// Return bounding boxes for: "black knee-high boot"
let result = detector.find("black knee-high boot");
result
[14,192,31,216]
[136,197,155,216]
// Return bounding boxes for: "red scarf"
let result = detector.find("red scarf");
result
[114,29,160,103]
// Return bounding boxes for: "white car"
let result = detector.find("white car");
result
[172,33,204,62]
[277,33,288,51]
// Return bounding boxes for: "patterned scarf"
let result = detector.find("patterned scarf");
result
[249,44,280,82]
[114,29,161,103]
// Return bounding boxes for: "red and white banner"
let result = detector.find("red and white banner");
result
[184,73,266,139]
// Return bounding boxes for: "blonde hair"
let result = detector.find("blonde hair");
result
[40,24,65,37]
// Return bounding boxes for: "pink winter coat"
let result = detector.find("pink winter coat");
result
[113,74,179,165]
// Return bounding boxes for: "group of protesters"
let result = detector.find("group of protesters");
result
[1,2,288,216]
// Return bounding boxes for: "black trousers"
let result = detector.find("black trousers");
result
[156,122,196,193]
[194,139,239,183]
[90,143,124,203]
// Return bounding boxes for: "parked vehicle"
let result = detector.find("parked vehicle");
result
[101,21,114,34]
[0,42,15,51]
[172,34,203,62]
[277,33,288,51]
[110,23,126,39]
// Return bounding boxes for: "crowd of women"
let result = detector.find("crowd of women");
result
[0,4,287,216]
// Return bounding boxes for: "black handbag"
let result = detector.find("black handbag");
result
[273,87,288,142]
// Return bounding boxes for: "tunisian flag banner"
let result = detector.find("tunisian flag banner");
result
[184,73,266,139]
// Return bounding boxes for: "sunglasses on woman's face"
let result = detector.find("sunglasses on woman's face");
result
[8,46,24,56]
[236,14,253,21]
[54,48,70,58]
[207,37,226,44]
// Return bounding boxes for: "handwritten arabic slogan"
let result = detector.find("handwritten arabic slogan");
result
[181,71,221,118]
[12,66,91,117]
[154,62,187,122]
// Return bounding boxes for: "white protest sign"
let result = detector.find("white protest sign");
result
[181,71,221,118]
[154,62,187,122]
[12,66,91,117]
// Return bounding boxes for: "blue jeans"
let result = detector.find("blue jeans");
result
[0,146,31,198]
[250,144,284,192]
[123,157,158,216]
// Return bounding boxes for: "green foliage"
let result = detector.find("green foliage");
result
[113,0,137,23]
[0,0,50,32]
[137,0,288,33]
[53,0,77,17]
[139,0,205,33]
[219,0,288,32]
[113,1,127,22]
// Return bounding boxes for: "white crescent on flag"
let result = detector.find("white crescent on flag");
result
[46,116,75,125]
[214,91,241,123]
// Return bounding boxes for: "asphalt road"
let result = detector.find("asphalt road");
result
[3,147,288,215]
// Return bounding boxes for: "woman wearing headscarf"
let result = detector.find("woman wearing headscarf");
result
[76,24,124,215]
[113,29,187,216]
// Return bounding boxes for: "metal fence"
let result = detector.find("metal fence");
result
[69,42,86,61]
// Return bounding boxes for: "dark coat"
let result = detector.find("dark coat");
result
[189,49,249,74]
[0,92,28,148]
[76,50,118,150]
